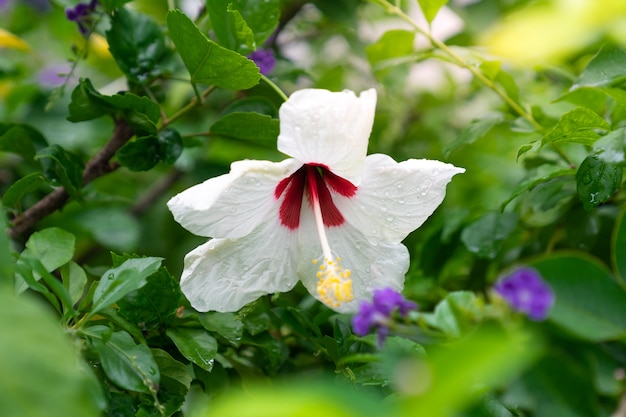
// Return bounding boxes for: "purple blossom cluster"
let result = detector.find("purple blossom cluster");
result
[494,267,554,321]
[352,287,417,346]
[248,48,276,75]
[65,0,99,35]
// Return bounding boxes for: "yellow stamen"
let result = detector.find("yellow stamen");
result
[315,257,353,308]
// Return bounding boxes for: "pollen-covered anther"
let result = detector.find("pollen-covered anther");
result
[316,257,353,308]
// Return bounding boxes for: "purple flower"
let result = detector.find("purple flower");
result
[37,64,71,88]
[494,267,554,321]
[65,0,99,35]
[248,48,276,75]
[352,287,417,346]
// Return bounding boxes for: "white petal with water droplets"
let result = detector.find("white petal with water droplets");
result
[277,88,376,185]
[296,212,409,313]
[167,158,301,238]
[336,153,465,243]
[180,217,300,312]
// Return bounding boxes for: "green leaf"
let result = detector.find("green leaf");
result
[555,87,607,114]
[106,7,167,83]
[366,30,415,66]
[68,79,159,134]
[66,80,105,122]
[118,268,182,331]
[166,327,218,372]
[2,172,50,210]
[106,393,138,417]
[204,379,393,417]
[402,324,540,416]
[206,0,279,52]
[573,44,626,89]
[530,253,626,341]
[205,0,237,50]
[226,5,255,53]
[444,115,503,157]
[221,96,278,117]
[233,0,280,47]
[116,136,160,171]
[89,328,160,393]
[21,227,75,272]
[592,127,626,165]
[0,291,103,417]
[151,348,192,394]
[91,257,163,315]
[495,69,520,104]
[417,0,449,23]
[210,112,279,145]
[418,291,482,338]
[501,168,576,210]
[74,207,141,252]
[60,261,88,305]
[35,145,85,201]
[541,108,610,147]
[167,10,261,90]
[198,312,244,347]
[0,124,47,160]
[613,209,626,283]
[157,128,183,164]
[240,332,288,374]
[460,212,518,259]
[519,176,576,227]
[521,354,599,417]
[576,155,622,212]
[102,96,159,135]
[99,0,133,13]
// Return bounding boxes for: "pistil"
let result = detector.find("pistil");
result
[306,168,353,308]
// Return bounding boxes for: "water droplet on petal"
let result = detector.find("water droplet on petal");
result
[396,182,403,189]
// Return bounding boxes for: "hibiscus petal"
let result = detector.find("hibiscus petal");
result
[296,213,409,313]
[336,154,465,243]
[180,218,300,312]
[277,88,376,185]
[167,159,301,238]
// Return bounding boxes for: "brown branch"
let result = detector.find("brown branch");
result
[8,120,134,240]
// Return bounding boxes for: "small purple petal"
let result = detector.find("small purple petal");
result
[66,3,89,21]
[494,267,554,321]
[248,48,276,75]
[376,326,389,348]
[352,301,375,336]
[352,287,418,346]
[372,287,418,316]
[37,64,71,88]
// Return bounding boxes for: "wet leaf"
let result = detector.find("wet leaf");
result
[576,155,622,212]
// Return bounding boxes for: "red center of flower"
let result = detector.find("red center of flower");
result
[274,164,357,230]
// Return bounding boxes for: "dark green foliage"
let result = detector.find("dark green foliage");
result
[3,1,626,417]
